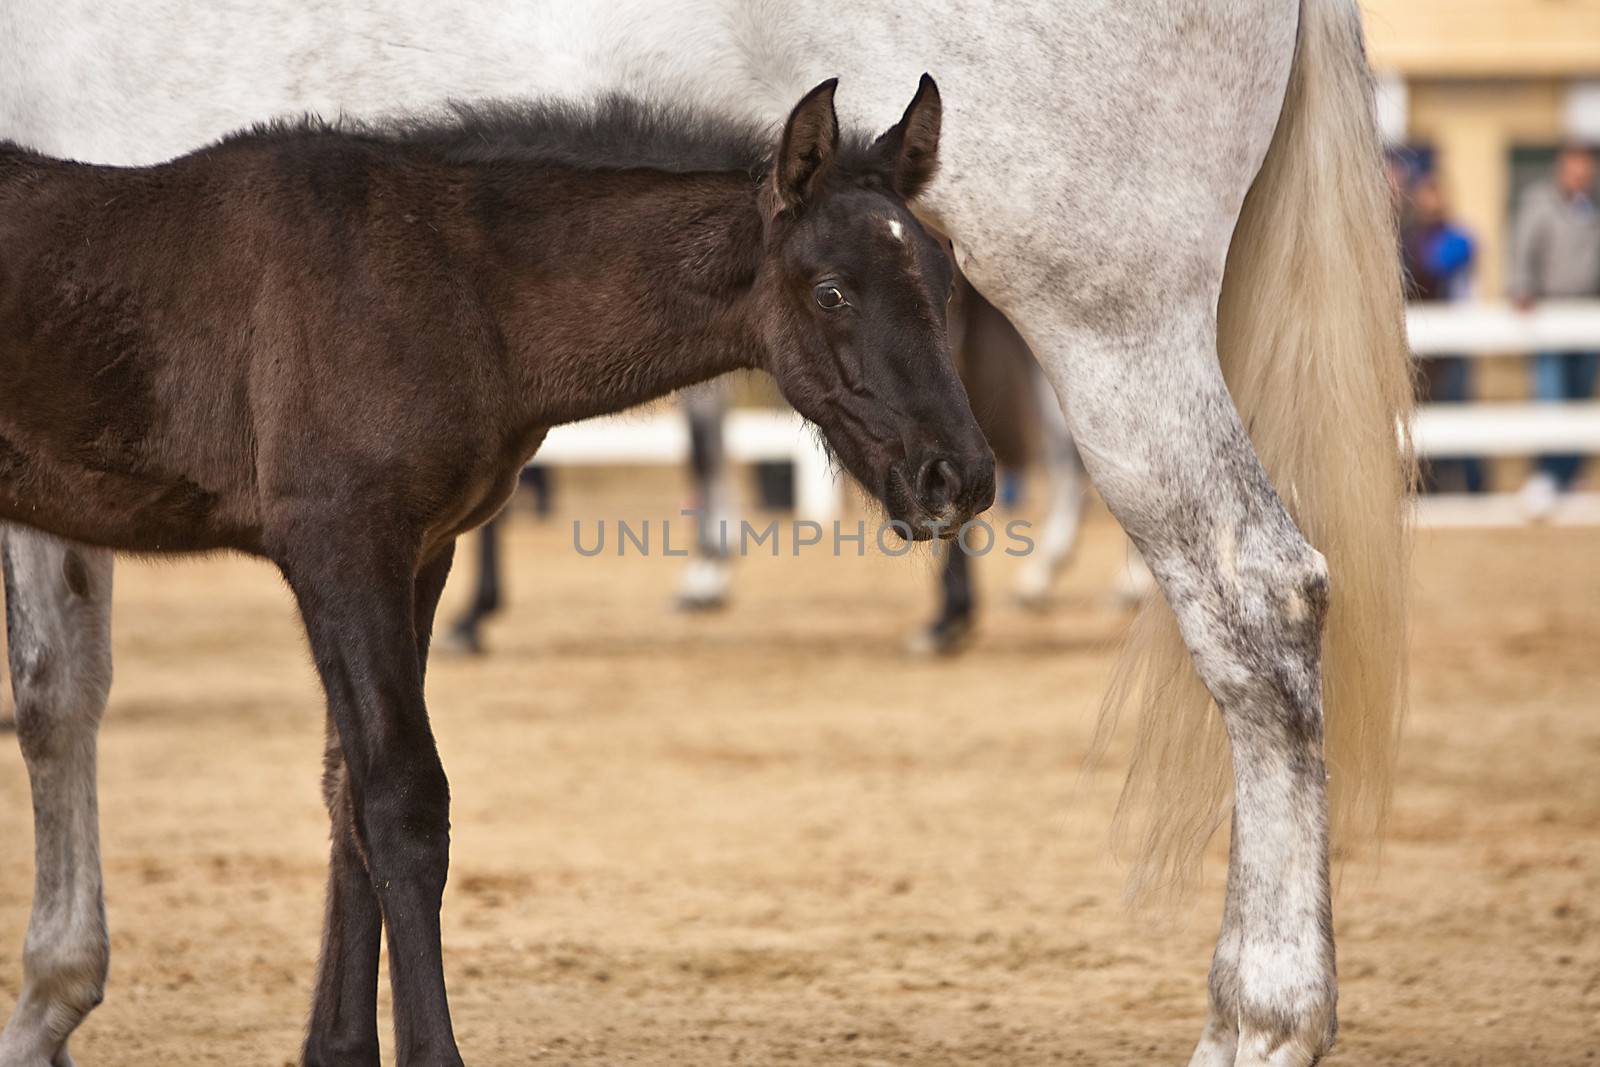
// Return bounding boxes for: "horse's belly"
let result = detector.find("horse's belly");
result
[0,427,253,555]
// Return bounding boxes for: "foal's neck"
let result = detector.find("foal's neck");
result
[485,168,767,427]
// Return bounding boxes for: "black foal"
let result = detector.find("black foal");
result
[0,76,993,1065]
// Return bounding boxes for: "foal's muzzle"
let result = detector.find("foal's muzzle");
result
[890,450,995,539]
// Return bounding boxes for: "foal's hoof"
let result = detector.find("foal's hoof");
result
[904,615,973,658]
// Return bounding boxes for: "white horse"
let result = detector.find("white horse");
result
[0,1,1411,1065]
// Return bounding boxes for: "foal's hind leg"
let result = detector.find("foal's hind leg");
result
[282,529,461,1067]
[304,543,456,1067]
[0,529,113,1067]
[1019,304,1336,1066]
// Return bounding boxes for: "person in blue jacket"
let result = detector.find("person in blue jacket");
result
[1402,172,1482,494]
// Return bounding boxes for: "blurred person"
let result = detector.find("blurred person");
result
[1509,144,1600,517]
[1401,172,1481,493]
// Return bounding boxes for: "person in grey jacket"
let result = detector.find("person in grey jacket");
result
[1509,144,1600,514]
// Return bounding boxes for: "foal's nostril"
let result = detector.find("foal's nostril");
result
[916,458,962,512]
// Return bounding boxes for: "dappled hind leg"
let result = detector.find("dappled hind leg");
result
[1178,503,1335,1067]
[1016,373,1083,609]
[0,529,113,1067]
[1023,309,1336,1066]
[283,530,461,1067]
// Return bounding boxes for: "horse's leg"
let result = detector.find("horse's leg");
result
[282,529,460,1067]
[414,544,458,672]
[905,545,973,657]
[303,543,456,1067]
[0,529,113,1067]
[1015,369,1083,609]
[677,379,734,611]
[1021,303,1336,1066]
[303,717,383,1067]
[441,517,500,655]
[1114,543,1157,608]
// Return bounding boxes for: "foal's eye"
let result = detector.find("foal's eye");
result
[814,284,848,310]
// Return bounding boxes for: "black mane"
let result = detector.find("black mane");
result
[223,94,887,182]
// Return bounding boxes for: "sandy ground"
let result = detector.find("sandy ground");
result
[1,473,1597,1066]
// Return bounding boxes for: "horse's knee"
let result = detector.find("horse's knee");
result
[357,755,452,894]
[1239,540,1330,657]
[1277,547,1330,636]
[1172,524,1330,729]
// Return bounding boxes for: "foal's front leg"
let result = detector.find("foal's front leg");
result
[303,545,457,1067]
[0,529,113,1067]
[283,534,461,1067]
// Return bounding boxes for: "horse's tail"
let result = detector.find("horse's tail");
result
[1108,0,1413,894]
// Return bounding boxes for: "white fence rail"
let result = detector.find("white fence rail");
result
[1406,300,1600,357]
[1413,403,1600,456]
[1408,300,1600,525]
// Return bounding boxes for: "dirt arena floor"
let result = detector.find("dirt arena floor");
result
[1,471,1597,1066]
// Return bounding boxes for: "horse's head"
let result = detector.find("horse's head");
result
[754,76,993,540]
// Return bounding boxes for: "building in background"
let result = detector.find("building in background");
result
[1367,1,1600,296]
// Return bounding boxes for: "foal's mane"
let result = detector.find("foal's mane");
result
[225,94,887,182]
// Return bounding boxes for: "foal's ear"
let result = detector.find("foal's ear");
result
[772,78,841,214]
[873,73,942,200]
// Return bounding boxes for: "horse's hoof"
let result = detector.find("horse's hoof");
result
[435,626,485,657]
[904,616,973,657]
[1013,559,1059,611]
[676,559,730,612]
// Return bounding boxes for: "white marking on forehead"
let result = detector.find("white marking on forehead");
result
[885,218,905,242]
